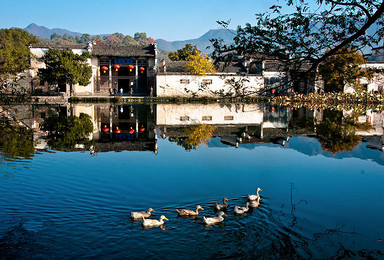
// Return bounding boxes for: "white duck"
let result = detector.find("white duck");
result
[203,211,227,225]
[176,205,204,217]
[249,196,261,208]
[234,202,250,215]
[214,197,229,211]
[247,188,262,201]
[131,208,155,220]
[142,215,169,228]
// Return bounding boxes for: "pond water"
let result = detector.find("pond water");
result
[0,103,384,259]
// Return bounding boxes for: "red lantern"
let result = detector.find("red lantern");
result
[139,67,145,74]
[114,127,121,134]
[139,125,145,132]
[101,66,108,73]
[129,127,134,134]
[128,64,134,72]
[113,64,120,71]
[102,125,109,132]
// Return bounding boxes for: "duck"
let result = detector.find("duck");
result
[142,215,169,228]
[176,205,204,217]
[203,211,227,225]
[248,188,262,201]
[214,197,229,211]
[130,208,155,220]
[249,196,261,208]
[234,202,250,215]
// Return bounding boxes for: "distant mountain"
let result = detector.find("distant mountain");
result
[24,23,83,38]
[156,29,236,53]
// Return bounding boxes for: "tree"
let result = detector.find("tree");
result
[168,44,201,61]
[318,48,374,92]
[134,32,149,45]
[0,28,39,88]
[43,112,93,150]
[39,49,92,92]
[211,0,384,78]
[183,52,216,76]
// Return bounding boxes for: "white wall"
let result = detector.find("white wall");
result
[156,74,264,97]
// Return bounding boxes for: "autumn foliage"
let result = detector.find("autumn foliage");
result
[183,52,216,76]
[318,48,373,92]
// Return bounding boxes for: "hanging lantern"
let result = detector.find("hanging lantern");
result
[102,125,109,132]
[113,64,120,71]
[139,125,145,132]
[101,66,108,73]
[139,67,145,74]
[114,126,121,134]
[128,64,134,72]
[129,127,135,134]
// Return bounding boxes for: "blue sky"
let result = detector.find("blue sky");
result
[1,0,275,41]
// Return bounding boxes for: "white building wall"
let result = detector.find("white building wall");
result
[156,74,264,97]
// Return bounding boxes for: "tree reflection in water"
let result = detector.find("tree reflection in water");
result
[316,110,371,154]
[169,123,217,151]
[0,118,34,160]
[43,112,93,150]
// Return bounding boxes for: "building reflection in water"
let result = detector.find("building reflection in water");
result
[77,104,158,154]
[1,103,383,157]
[156,104,319,148]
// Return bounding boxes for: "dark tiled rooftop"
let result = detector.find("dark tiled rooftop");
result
[91,44,156,57]
[31,44,156,58]
[31,44,88,49]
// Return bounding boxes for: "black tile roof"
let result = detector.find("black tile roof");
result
[30,44,156,58]
[31,44,88,50]
[91,44,156,57]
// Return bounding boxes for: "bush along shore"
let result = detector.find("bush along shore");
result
[269,92,384,111]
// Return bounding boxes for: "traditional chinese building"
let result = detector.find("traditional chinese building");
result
[29,43,157,96]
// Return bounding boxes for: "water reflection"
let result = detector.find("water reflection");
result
[0,103,383,160]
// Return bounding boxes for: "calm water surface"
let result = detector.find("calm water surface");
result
[0,104,384,259]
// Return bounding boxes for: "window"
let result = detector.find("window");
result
[224,116,234,120]
[180,79,190,84]
[202,116,212,121]
[202,79,212,85]
[180,116,189,121]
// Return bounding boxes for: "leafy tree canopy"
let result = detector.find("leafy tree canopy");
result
[39,49,92,87]
[0,28,38,86]
[168,44,201,61]
[42,32,154,46]
[43,112,93,150]
[319,48,374,92]
[211,0,384,74]
[183,52,216,76]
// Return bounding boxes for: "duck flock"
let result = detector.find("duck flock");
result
[131,188,262,228]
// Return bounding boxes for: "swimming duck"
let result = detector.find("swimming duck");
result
[214,197,229,211]
[249,196,261,208]
[176,205,204,217]
[142,215,169,228]
[248,188,262,201]
[203,211,227,225]
[234,202,250,215]
[131,208,155,220]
